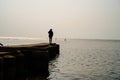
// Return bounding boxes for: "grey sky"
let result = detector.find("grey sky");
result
[0,0,120,39]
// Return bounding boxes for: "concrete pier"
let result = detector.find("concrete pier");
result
[0,57,3,80]
[0,43,59,80]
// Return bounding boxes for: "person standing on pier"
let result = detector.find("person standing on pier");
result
[48,29,53,44]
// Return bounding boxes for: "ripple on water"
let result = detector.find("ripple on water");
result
[49,40,120,80]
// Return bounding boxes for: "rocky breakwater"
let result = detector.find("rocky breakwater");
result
[0,43,60,80]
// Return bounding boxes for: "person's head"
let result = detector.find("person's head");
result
[50,29,52,31]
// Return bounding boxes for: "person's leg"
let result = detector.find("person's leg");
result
[51,38,52,44]
[49,38,51,44]
[50,38,52,44]
[49,37,51,44]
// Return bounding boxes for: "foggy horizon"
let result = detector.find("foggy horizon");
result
[1,36,120,41]
[0,0,120,40]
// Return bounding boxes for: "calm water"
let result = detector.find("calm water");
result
[0,38,120,80]
[49,39,120,80]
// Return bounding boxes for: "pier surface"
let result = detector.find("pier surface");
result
[0,43,59,80]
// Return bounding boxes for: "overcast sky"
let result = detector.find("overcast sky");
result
[0,0,120,39]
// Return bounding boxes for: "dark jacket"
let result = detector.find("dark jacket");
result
[48,29,53,38]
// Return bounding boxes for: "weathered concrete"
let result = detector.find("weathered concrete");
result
[0,43,60,80]
[0,43,59,59]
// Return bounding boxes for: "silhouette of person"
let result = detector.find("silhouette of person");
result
[48,29,53,44]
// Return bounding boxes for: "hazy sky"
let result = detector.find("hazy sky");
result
[0,0,120,39]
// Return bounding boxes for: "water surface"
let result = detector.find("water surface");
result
[49,39,120,80]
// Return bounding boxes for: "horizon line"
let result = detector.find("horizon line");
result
[0,36,120,41]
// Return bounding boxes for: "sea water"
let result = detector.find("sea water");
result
[0,38,120,80]
[49,39,120,80]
